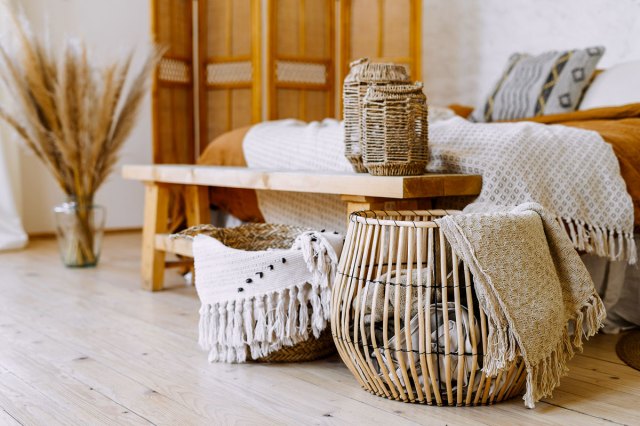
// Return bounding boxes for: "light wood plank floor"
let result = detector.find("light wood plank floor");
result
[0,233,638,425]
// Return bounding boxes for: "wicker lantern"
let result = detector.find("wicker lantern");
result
[331,210,526,406]
[343,58,411,173]
[361,83,429,176]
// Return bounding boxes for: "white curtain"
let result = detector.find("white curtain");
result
[0,140,27,251]
[0,0,28,251]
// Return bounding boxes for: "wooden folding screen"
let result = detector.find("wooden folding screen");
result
[151,0,422,162]
[151,0,195,164]
[266,0,335,121]
[339,0,422,82]
[198,0,261,151]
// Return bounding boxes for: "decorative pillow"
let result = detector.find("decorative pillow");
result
[579,60,640,110]
[471,46,605,122]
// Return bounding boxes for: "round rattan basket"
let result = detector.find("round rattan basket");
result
[331,210,526,406]
[361,83,429,176]
[343,58,411,173]
[177,223,336,363]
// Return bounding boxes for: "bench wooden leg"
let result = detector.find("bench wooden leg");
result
[141,182,170,291]
[184,185,210,285]
[185,185,210,227]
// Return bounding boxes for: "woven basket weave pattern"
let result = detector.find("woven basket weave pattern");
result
[177,223,306,250]
[362,83,429,176]
[343,58,411,173]
[331,210,526,406]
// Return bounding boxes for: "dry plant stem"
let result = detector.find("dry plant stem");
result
[0,11,162,265]
[69,199,96,266]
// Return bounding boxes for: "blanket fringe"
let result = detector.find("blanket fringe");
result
[521,293,605,408]
[560,217,637,264]
[199,282,333,363]
[199,231,338,363]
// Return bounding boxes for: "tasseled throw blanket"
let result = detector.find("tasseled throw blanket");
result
[435,202,606,408]
[242,115,636,263]
[193,230,343,363]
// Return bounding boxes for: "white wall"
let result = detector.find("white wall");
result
[19,0,152,233]
[423,0,640,106]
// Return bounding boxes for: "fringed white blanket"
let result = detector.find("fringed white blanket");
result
[429,116,636,263]
[243,113,636,263]
[193,230,343,363]
[244,119,353,233]
[435,203,606,408]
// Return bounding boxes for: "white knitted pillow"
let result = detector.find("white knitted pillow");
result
[579,60,640,110]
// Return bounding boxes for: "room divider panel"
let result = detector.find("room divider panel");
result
[151,0,195,164]
[150,0,421,162]
[197,0,262,151]
[266,0,335,122]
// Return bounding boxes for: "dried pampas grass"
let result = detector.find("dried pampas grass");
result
[0,11,161,202]
[0,11,162,265]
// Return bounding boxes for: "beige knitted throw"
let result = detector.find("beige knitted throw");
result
[435,202,606,408]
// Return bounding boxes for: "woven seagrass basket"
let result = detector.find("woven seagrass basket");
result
[331,210,526,406]
[177,223,336,363]
[343,58,411,173]
[361,83,429,176]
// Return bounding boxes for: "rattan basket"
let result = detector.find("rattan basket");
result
[343,58,411,173]
[361,83,429,176]
[331,210,526,406]
[176,223,336,363]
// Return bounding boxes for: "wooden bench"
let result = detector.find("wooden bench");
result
[122,164,482,291]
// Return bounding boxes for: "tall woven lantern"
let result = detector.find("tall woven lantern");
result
[331,210,526,406]
[361,83,429,176]
[343,58,411,173]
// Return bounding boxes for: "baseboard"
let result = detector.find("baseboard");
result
[28,227,142,239]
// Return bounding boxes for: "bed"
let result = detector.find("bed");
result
[196,59,640,332]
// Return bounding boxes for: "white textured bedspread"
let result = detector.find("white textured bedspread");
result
[243,115,636,262]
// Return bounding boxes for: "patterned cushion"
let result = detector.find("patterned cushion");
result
[471,46,605,122]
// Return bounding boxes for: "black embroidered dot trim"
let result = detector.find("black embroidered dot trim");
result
[237,287,244,292]
[246,278,252,284]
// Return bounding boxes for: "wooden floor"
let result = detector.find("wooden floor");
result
[0,233,638,425]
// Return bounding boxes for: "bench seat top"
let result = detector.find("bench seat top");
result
[122,164,482,199]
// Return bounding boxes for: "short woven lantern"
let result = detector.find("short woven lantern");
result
[343,58,411,173]
[361,83,429,176]
[331,210,526,406]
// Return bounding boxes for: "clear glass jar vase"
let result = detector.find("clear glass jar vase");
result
[53,199,106,267]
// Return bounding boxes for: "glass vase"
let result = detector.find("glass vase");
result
[53,199,106,267]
